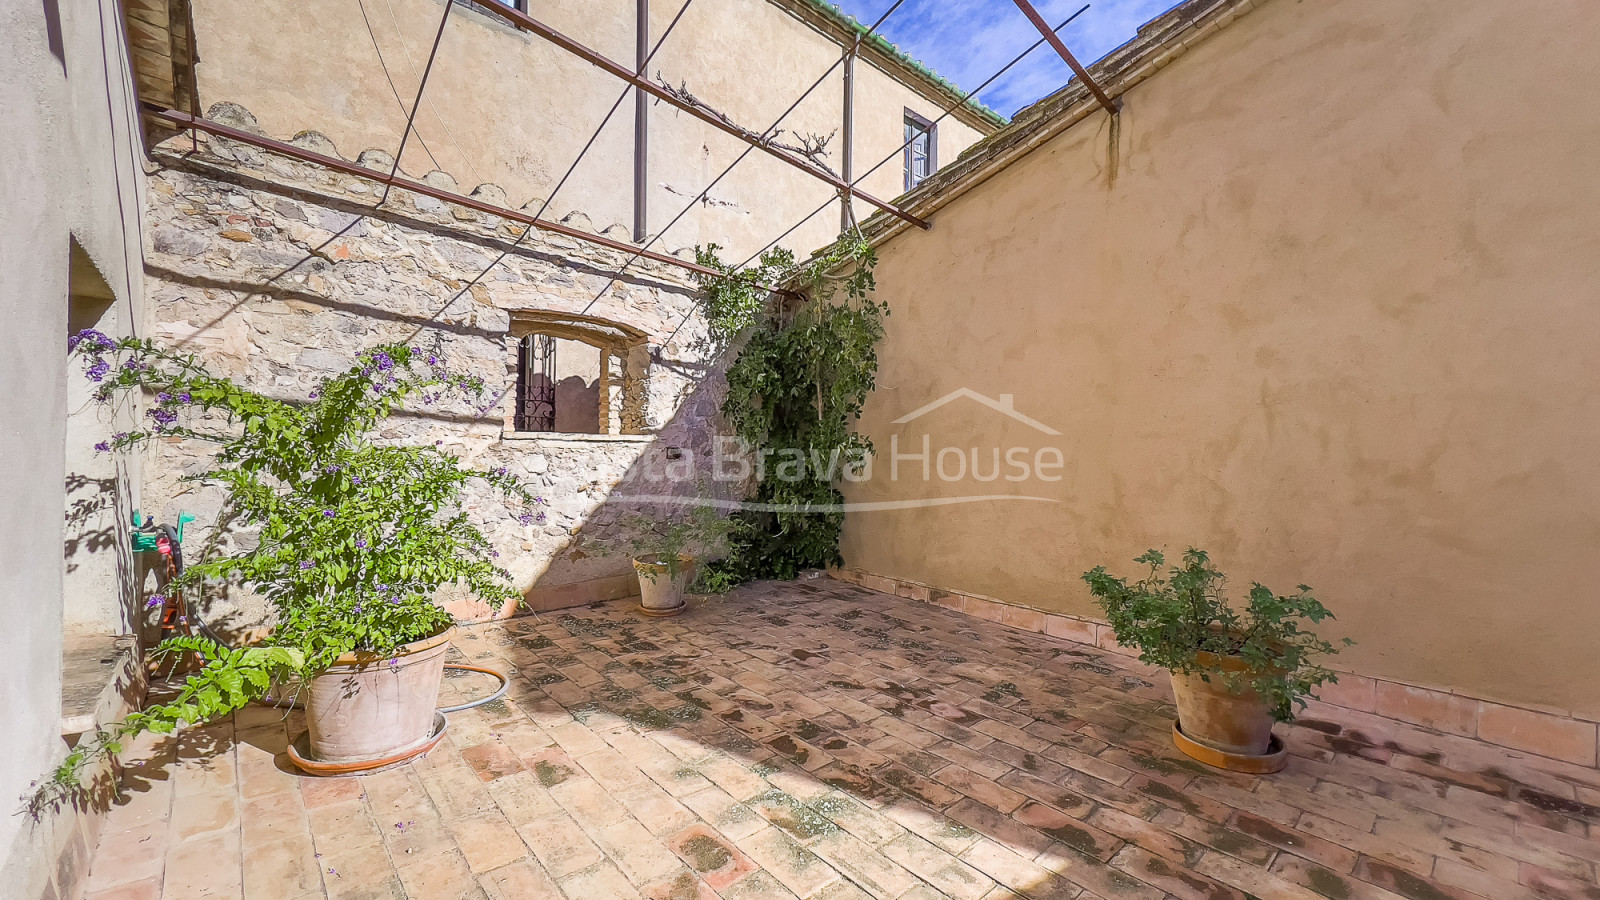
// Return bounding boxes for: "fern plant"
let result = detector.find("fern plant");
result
[30,335,543,811]
[1082,548,1350,721]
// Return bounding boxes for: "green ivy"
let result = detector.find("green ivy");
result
[1081,548,1352,722]
[28,335,542,814]
[693,235,886,585]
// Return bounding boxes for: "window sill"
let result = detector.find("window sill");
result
[501,431,654,444]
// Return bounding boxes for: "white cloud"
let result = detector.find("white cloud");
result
[836,0,1183,116]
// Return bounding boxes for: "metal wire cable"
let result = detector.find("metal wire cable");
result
[379,0,453,206]
[737,3,1091,269]
[401,0,698,345]
[379,0,487,186]
[356,0,445,172]
[578,0,911,314]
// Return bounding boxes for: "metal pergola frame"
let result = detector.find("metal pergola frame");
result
[140,0,1119,283]
[143,104,730,279]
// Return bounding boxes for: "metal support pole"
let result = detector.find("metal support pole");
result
[1009,0,1118,116]
[840,44,855,231]
[633,0,649,243]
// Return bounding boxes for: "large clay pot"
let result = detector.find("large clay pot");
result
[634,555,694,617]
[304,628,453,763]
[1169,650,1275,756]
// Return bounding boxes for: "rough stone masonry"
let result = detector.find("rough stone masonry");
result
[136,103,731,631]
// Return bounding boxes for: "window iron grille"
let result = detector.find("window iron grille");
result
[515,333,556,431]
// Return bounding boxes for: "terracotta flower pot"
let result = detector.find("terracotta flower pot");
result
[1169,650,1276,756]
[304,627,454,763]
[634,555,694,617]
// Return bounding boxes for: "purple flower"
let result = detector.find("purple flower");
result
[122,358,141,371]
[147,408,178,429]
[518,513,535,525]
[309,390,320,400]
[426,355,439,366]
[491,550,500,558]
[146,594,166,609]
[389,596,402,605]
[70,329,114,352]
[86,359,111,382]
[94,440,111,453]
[323,509,336,518]
[299,560,314,570]
[324,464,340,474]
[179,392,193,404]
[495,467,508,477]
[157,392,172,404]
[355,537,368,549]
[373,352,394,371]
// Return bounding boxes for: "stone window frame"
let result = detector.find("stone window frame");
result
[503,311,650,439]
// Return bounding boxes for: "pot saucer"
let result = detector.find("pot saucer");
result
[637,602,687,617]
[288,711,448,776]
[1171,720,1287,774]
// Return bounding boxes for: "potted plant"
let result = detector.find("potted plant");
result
[39,335,540,791]
[612,502,734,617]
[1081,549,1348,773]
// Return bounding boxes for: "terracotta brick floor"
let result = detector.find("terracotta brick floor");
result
[84,578,1600,900]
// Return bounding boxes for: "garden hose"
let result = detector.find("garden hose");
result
[436,664,510,713]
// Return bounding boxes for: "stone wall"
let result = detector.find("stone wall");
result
[140,104,731,630]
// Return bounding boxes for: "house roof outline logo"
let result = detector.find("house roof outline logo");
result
[891,388,1062,435]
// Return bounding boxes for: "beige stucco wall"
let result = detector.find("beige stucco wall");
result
[840,0,1600,720]
[185,0,986,261]
[1,0,148,890]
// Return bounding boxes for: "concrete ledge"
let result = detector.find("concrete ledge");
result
[10,633,148,900]
[830,566,1600,770]
[60,634,143,738]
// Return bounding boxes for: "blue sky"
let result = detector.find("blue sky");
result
[831,0,1183,118]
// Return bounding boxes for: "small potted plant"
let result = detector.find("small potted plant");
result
[611,502,733,617]
[1082,548,1348,773]
[38,335,540,793]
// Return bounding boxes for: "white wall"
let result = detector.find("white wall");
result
[0,0,147,887]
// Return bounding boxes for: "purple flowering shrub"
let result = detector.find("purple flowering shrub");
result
[33,335,545,808]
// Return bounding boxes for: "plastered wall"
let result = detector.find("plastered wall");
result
[185,0,988,261]
[840,0,1600,720]
[1,0,148,891]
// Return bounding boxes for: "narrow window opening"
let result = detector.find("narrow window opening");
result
[515,334,603,434]
[904,109,936,191]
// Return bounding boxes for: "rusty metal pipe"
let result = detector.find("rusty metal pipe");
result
[466,0,929,230]
[1009,0,1119,115]
[142,105,727,279]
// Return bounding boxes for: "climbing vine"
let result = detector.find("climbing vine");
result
[692,234,886,586]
